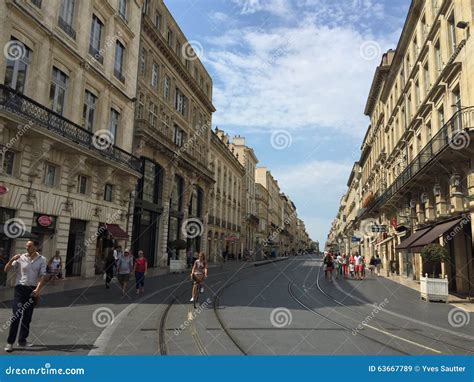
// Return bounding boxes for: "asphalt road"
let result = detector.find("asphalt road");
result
[0,254,472,355]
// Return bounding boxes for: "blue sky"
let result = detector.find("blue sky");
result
[164,0,411,246]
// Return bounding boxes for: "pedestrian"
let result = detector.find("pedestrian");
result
[336,253,343,279]
[3,240,47,352]
[375,254,381,276]
[323,252,334,281]
[190,252,208,302]
[354,252,363,280]
[117,249,134,296]
[349,262,355,278]
[369,256,376,276]
[342,254,348,279]
[134,250,148,295]
[186,249,193,269]
[104,249,115,289]
[46,250,62,285]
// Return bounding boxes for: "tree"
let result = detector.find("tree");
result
[420,243,449,278]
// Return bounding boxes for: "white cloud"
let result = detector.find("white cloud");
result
[206,21,394,137]
[232,0,292,17]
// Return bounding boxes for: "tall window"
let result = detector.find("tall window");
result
[139,47,146,76]
[114,41,125,82]
[44,163,58,187]
[174,88,187,116]
[176,41,182,58]
[109,108,120,142]
[148,102,158,127]
[77,175,88,194]
[2,151,15,176]
[423,63,430,96]
[173,125,184,147]
[163,76,170,100]
[50,67,68,115]
[104,184,113,202]
[167,29,173,47]
[414,80,420,107]
[118,0,127,21]
[89,15,103,61]
[4,38,32,93]
[447,13,457,55]
[151,63,158,88]
[155,13,161,30]
[142,160,162,204]
[434,40,442,74]
[83,90,97,131]
[137,93,145,119]
[438,106,444,129]
[58,0,76,38]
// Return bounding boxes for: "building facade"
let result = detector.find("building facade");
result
[254,182,269,259]
[0,0,143,283]
[329,0,474,295]
[207,128,244,261]
[231,136,259,254]
[132,0,215,268]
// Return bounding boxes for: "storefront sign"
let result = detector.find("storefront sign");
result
[37,215,53,227]
[0,185,8,195]
[351,236,361,242]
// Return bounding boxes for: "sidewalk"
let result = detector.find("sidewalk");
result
[0,257,289,302]
[379,271,474,313]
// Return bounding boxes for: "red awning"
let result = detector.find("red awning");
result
[104,224,129,239]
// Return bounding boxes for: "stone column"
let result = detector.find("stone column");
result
[435,183,448,217]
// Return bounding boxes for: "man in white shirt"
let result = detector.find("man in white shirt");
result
[3,240,47,352]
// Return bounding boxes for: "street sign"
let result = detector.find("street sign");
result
[371,225,387,233]
[351,236,361,242]
[38,215,53,227]
[0,185,8,195]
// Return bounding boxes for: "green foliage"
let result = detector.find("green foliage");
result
[420,243,449,262]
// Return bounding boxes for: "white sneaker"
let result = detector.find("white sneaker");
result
[4,343,13,352]
[17,341,33,348]
[190,297,194,302]
[200,287,204,293]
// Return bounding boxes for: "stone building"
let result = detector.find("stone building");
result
[207,128,245,262]
[0,0,143,283]
[132,0,215,268]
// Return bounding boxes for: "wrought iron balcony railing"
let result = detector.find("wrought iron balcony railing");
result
[363,107,473,215]
[0,85,141,173]
[58,17,76,39]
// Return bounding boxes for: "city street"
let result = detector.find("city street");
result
[0,254,472,356]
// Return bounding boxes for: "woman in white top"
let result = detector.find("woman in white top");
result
[47,251,62,285]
